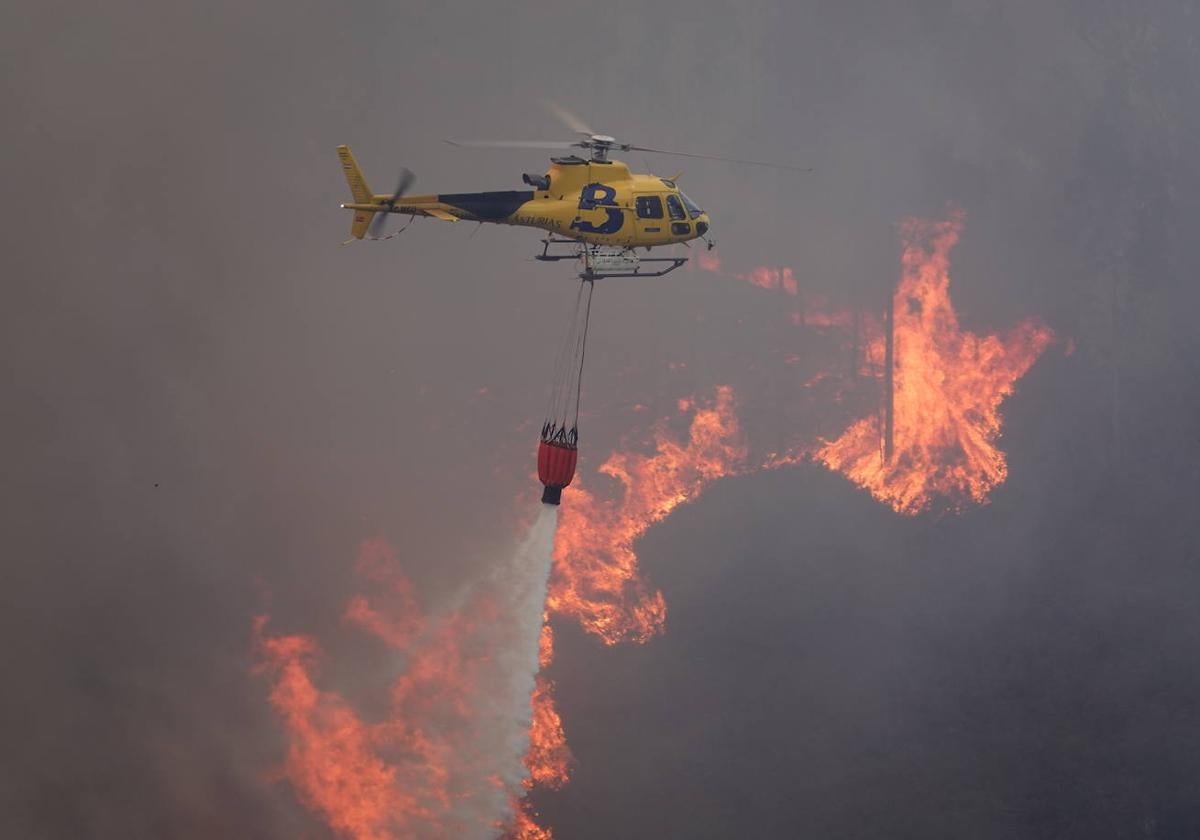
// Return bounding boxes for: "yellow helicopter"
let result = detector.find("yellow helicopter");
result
[337,110,806,279]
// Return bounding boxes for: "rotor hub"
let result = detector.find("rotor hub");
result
[582,134,621,163]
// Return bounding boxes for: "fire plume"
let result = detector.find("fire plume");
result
[818,211,1054,514]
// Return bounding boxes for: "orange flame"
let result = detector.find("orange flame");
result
[696,252,798,296]
[257,211,1056,840]
[507,802,554,840]
[525,674,571,790]
[255,617,439,840]
[801,299,854,329]
[517,215,1054,832]
[523,623,572,791]
[818,211,1054,513]
[546,385,748,645]
[256,537,547,839]
[517,388,751,838]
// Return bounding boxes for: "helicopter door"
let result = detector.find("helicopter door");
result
[634,194,666,242]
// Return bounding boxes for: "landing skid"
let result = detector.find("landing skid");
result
[536,238,687,280]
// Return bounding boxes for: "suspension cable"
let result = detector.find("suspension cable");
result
[573,279,594,433]
[543,278,596,445]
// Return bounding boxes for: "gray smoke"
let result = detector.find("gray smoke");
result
[3,1,1199,838]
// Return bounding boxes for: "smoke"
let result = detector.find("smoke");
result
[5,2,1200,838]
[257,504,559,840]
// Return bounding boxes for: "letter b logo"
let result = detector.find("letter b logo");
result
[572,183,623,235]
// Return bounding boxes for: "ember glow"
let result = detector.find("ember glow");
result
[818,211,1055,514]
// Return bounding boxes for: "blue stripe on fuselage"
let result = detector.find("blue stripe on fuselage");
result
[438,191,534,220]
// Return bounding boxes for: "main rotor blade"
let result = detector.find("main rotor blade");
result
[445,139,578,150]
[544,101,595,136]
[625,144,813,172]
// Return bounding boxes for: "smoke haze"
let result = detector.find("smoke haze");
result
[3,1,1199,837]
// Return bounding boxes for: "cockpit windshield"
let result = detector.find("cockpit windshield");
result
[680,192,703,219]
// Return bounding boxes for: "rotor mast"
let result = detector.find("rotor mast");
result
[583,135,618,163]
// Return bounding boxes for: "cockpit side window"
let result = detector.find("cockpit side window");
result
[636,195,664,219]
[665,194,686,221]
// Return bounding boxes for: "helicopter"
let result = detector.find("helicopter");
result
[337,108,807,280]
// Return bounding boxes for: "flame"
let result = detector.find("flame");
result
[516,216,1053,832]
[255,616,441,840]
[802,304,854,329]
[523,623,572,791]
[507,803,554,840]
[257,532,554,840]
[256,211,1057,840]
[739,265,797,295]
[525,674,571,790]
[818,211,1054,514]
[546,385,748,645]
[253,389,756,840]
[343,538,422,649]
[697,253,798,296]
[515,388,751,838]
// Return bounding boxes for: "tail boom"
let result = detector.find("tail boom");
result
[336,145,531,239]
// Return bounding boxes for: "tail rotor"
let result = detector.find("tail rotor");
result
[368,168,415,239]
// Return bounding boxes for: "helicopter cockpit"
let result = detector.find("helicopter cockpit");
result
[680,191,708,237]
[654,181,710,239]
